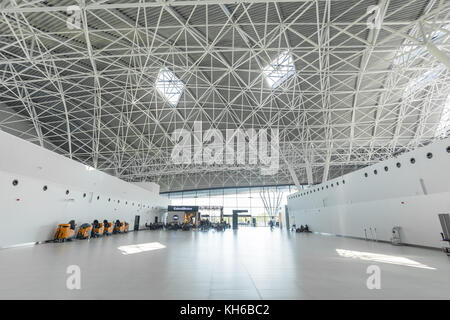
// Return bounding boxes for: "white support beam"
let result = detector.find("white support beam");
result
[282,152,302,191]
[426,42,450,69]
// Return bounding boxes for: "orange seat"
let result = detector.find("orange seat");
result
[114,220,125,233]
[54,221,76,242]
[92,222,104,237]
[77,224,93,239]
[104,221,114,235]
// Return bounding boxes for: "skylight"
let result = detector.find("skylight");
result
[263,51,295,89]
[435,94,450,138]
[392,43,424,66]
[155,67,184,106]
[393,24,450,66]
[403,67,442,97]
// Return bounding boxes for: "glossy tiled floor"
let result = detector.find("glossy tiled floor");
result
[0,228,449,299]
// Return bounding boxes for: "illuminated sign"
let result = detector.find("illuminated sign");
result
[168,205,199,212]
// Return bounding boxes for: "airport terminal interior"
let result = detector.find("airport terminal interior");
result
[0,0,450,300]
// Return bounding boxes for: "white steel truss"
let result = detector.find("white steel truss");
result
[0,0,449,192]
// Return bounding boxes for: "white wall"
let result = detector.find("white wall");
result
[0,130,169,247]
[133,182,160,194]
[287,138,450,248]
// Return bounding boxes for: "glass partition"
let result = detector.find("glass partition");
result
[162,185,297,226]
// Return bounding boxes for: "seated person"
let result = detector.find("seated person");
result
[304,224,310,232]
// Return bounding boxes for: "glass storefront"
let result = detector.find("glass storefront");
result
[162,185,297,226]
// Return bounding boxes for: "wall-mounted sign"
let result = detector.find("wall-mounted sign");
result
[173,215,179,221]
[168,205,199,212]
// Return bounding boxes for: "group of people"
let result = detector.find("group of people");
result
[291,224,311,233]
[198,219,230,231]
[268,219,278,230]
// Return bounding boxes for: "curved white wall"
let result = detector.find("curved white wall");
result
[0,130,169,247]
[287,138,450,248]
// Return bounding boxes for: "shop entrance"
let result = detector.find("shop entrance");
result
[167,205,200,225]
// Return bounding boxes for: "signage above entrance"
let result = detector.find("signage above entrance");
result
[168,205,199,212]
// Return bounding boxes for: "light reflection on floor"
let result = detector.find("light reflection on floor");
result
[118,242,166,255]
[0,228,449,299]
[336,249,436,270]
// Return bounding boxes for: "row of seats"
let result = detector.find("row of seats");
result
[54,219,129,242]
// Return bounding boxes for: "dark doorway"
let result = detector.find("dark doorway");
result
[284,205,290,230]
[232,210,248,230]
[232,212,238,230]
[154,216,158,223]
[134,215,140,231]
